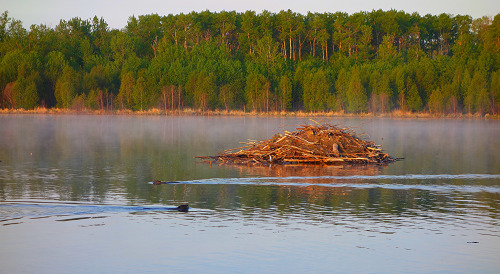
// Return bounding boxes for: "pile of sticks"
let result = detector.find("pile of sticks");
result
[196,122,397,166]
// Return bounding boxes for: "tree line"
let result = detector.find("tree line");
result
[0,9,499,114]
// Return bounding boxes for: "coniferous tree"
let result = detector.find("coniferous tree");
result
[278,75,292,111]
[0,9,498,115]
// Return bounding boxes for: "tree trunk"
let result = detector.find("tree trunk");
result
[184,26,188,49]
[178,86,182,110]
[313,38,316,57]
[325,39,328,61]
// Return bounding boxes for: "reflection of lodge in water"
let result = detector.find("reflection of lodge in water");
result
[229,164,388,198]
[233,164,386,178]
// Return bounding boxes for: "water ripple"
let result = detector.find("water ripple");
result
[191,173,500,181]
[157,174,500,193]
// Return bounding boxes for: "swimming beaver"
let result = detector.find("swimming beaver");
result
[152,180,181,185]
[176,204,189,212]
[141,204,189,212]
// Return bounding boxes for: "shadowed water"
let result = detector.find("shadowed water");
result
[0,115,499,273]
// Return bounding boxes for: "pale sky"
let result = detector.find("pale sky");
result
[3,0,500,30]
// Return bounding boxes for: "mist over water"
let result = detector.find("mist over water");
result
[0,115,499,273]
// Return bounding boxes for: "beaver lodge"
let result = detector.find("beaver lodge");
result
[196,122,398,166]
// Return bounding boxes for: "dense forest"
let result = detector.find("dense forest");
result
[0,10,499,114]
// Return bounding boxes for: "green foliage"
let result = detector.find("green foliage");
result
[12,77,39,109]
[132,74,146,111]
[278,75,292,111]
[245,72,270,111]
[219,83,235,110]
[377,34,399,62]
[0,11,9,43]
[334,68,349,111]
[490,70,500,114]
[44,51,67,84]
[0,52,17,89]
[407,79,423,111]
[185,70,217,110]
[0,9,499,115]
[346,68,367,113]
[302,69,330,111]
[368,69,392,113]
[468,69,490,114]
[54,65,79,108]
[428,87,445,114]
[117,72,134,109]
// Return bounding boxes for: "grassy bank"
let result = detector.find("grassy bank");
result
[0,107,498,119]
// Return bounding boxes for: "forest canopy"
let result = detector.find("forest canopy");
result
[0,9,499,115]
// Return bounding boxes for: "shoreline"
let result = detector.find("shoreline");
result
[0,107,498,120]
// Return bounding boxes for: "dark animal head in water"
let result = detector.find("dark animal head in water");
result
[177,204,189,212]
[153,180,162,185]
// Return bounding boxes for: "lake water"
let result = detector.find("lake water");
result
[1,115,499,273]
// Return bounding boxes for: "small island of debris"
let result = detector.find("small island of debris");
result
[196,122,399,166]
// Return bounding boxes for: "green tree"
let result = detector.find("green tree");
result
[414,57,437,103]
[117,72,134,109]
[428,87,445,114]
[185,70,217,110]
[132,74,146,111]
[0,11,9,43]
[461,69,473,113]
[436,13,453,55]
[407,78,423,111]
[252,35,284,82]
[490,70,500,114]
[377,34,398,62]
[345,68,367,112]
[110,31,134,64]
[82,64,107,92]
[467,69,489,114]
[125,14,162,59]
[482,14,500,58]
[392,66,407,110]
[278,75,292,111]
[451,15,473,58]
[12,77,38,109]
[369,69,392,113]
[215,11,237,50]
[0,50,21,90]
[334,68,349,111]
[44,51,67,83]
[219,83,235,111]
[245,72,269,112]
[302,69,330,111]
[0,9,499,115]
[6,18,27,50]
[54,65,79,108]
[239,11,258,56]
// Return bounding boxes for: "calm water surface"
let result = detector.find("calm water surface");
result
[1,115,499,273]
